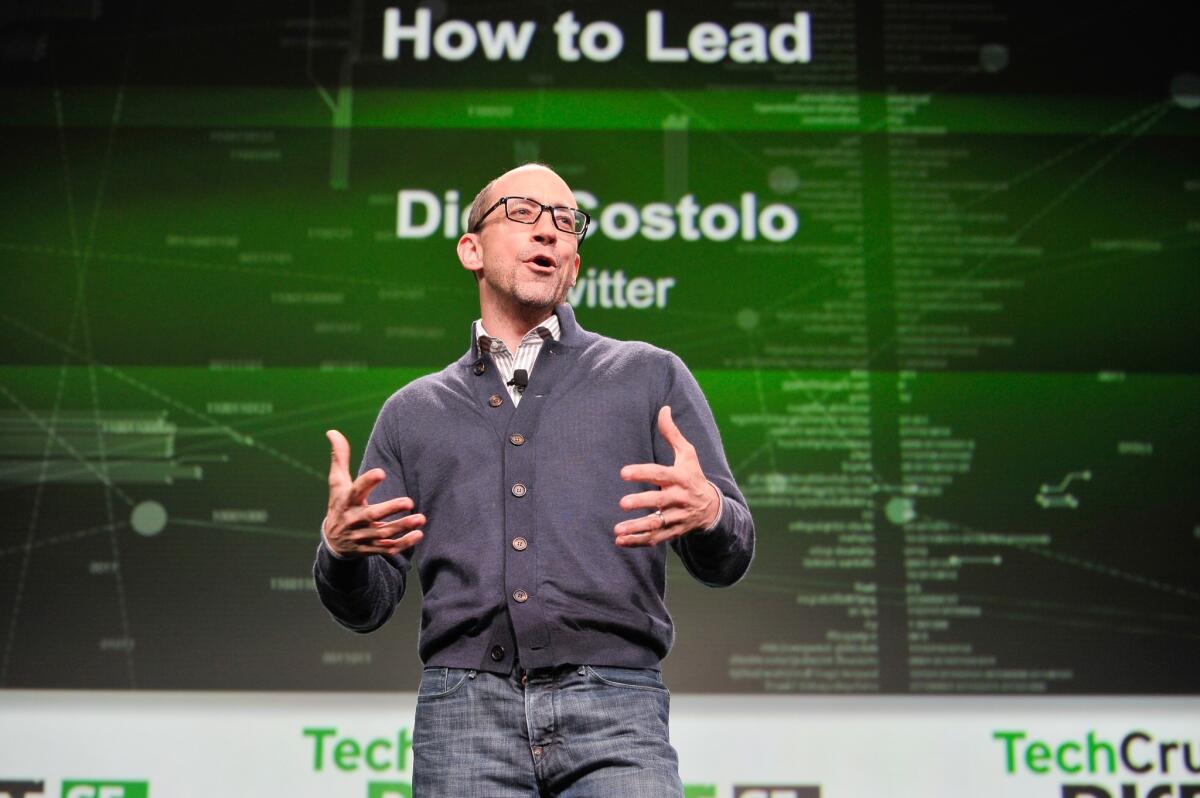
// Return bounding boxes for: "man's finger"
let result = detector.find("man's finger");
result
[349,467,387,505]
[619,488,671,512]
[373,529,425,552]
[342,498,415,528]
[656,406,694,459]
[614,523,676,548]
[614,521,655,542]
[369,513,427,538]
[326,429,352,487]
[361,496,416,522]
[620,463,674,486]
[614,516,656,537]
[351,514,425,543]
[347,530,424,557]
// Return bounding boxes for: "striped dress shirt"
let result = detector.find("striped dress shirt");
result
[474,314,561,405]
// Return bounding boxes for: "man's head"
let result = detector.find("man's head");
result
[457,163,584,320]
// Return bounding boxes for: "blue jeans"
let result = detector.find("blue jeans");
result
[412,664,684,797]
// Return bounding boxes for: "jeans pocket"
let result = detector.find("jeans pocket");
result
[417,666,474,699]
[583,665,669,694]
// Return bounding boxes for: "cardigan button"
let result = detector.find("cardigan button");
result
[488,394,503,407]
[512,589,529,603]
[472,360,486,376]
[509,433,526,446]
[489,645,505,661]
[512,537,528,551]
[511,482,527,497]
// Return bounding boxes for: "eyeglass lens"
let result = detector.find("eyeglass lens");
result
[505,197,585,234]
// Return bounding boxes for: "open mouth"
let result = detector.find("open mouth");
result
[527,254,556,270]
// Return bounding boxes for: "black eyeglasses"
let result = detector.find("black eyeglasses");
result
[473,196,591,240]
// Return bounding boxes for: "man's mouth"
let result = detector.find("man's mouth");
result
[526,254,557,271]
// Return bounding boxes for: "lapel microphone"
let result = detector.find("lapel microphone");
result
[507,369,529,393]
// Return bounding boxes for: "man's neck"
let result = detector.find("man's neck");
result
[479,303,555,353]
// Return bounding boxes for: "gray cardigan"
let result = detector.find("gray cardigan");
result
[314,303,754,674]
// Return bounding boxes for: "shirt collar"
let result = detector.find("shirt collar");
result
[474,312,561,354]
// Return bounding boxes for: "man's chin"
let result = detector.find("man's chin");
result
[513,286,565,310]
[515,295,559,313]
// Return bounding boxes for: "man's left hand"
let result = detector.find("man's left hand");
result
[615,405,721,547]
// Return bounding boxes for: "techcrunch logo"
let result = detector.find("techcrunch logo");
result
[304,727,414,797]
[397,189,800,244]
[994,729,1200,797]
[304,726,413,774]
[300,728,791,797]
[304,724,417,792]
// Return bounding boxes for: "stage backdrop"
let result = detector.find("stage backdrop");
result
[0,0,1198,793]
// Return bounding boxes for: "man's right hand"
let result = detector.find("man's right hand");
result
[323,429,425,558]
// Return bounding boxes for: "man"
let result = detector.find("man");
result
[315,163,754,796]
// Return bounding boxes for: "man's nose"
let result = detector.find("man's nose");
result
[531,211,558,243]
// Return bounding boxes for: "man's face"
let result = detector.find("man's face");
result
[462,166,582,314]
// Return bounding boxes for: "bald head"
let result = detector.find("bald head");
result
[466,162,575,234]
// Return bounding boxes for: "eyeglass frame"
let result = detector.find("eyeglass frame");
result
[471,195,591,243]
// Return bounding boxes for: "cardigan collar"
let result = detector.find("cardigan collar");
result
[464,303,588,362]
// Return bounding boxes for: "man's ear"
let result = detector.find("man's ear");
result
[569,252,581,286]
[458,233,483,275]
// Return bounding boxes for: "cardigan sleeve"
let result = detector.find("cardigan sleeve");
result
[656,352,756,587]
[312,394,416,633]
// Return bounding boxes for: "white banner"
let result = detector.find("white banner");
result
[1,691,1197,797]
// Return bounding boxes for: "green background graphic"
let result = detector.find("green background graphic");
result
[0,1,1197,693]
